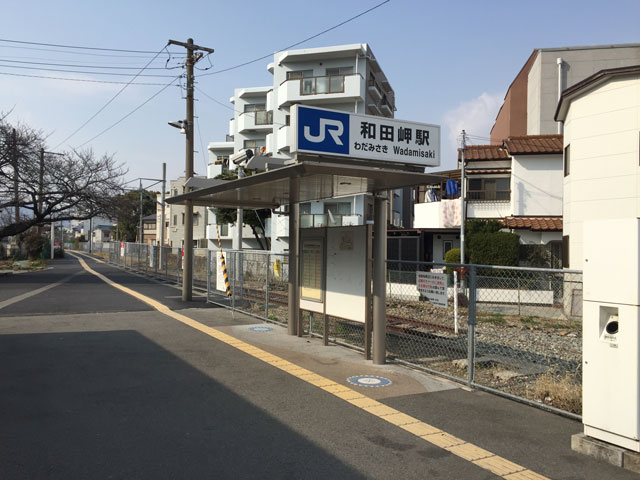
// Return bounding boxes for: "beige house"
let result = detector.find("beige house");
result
[555,65,640,269]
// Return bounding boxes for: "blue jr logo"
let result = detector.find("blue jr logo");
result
[297,107,349,155]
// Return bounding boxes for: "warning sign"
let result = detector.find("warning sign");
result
[416,271,448,307]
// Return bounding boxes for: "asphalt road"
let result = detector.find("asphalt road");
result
[0,254,634,479]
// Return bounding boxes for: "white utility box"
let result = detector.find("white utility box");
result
[583,218,640,451]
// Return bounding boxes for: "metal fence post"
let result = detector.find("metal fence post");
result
[265,253,270,321]
[137,244,141,273]
[232,252,236,312]
[467,265,477,386]
[207,249,211,300]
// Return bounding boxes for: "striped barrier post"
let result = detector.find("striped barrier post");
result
[216,224,232,297]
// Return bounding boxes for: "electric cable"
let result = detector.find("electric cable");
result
[54,44,172,149]
[0,63,179,77]
[0,70,174,85]
[199,0,391,77]
[0,58,176,70]
[0,37,181,55]
[75,79,180,148]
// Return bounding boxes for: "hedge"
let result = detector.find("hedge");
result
[467,231,519,266]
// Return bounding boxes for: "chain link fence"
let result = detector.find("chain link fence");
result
[95,242,583,417]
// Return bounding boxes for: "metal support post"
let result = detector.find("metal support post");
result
[206,249,211,300]
[373,194,387,365]
[288,181,299,336]
[265,253,270,321]
[160,162,166,269]
[467,265,477,385]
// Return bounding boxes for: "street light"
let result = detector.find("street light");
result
[168,120,187,134]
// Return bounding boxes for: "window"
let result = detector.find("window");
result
[254,110,273,125]
[287,69,313,80]
[243,139,263,149]
[467,177,510,201]
[324,202,351,216]
[300,203,311,215]
[443,240,453,256]
[193,214,199,227]
[219,223,228,236]
[181,213,185,225]
[285,115,290,126]
[564,144,570,177]
[172,215,177,226]
[244,104,265,113]
[325,66,353,76]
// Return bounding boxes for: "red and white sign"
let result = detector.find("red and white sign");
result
[120,242,125,257]
[416,271,448,307]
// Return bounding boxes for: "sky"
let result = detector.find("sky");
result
[1,0,638,190]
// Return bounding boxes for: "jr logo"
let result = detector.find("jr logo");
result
[297,106,350,155]
[303,119,344,145]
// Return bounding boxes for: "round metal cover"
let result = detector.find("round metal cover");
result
[347,375,392,387]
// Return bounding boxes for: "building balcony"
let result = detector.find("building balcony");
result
[277,125,290,151]
[237,110,273,133]
[414,199,461,229]
[367,81,383,101]
[277,73,365,107]
[300,213,363,228]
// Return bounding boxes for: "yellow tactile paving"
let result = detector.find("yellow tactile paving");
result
[401,421,441,437]
[72,253,550,480]
[445,443,494,462]
[362,404,399,417]
[474,456,526,476]
[504,470,550,480]
[423,432,466,449]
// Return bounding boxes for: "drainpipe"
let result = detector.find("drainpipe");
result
[557,58,565,134]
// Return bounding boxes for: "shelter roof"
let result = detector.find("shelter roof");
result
[166,161,444,209]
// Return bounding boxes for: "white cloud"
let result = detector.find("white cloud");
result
[441,92,504,169]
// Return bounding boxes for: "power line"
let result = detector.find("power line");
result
[0,70,173,86]
[76,79,180,148]
[200,0,391,77]
[0,63,179,77]
[54,44,172,149]
[0,43,186,59]
[0,58,176,70]
[0,37,181,55]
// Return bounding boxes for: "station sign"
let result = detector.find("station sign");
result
[291,105,440,167]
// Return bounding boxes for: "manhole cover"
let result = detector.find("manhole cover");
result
[250,326,273,332]
[347,375,392,387]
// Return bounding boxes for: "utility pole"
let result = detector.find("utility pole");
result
[460,130,467,268]
[168,38,214,302]
[39,148,45,215]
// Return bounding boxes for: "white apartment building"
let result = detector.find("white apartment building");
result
[161,176,208,249]
[207,43,398,254]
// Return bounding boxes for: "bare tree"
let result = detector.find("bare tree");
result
[0,116,126,240]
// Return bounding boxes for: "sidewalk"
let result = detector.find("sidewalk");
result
[73,252,634,479]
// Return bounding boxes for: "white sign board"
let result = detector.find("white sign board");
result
[416,271,448,307]
[291,105,440,167]
[216,252,226,292]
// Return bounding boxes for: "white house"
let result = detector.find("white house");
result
[206,43,398,254]
[555,65,640,269]
[413,135,564,264]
